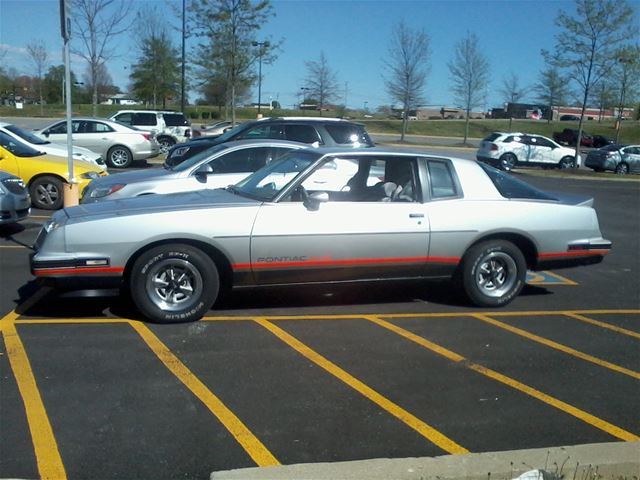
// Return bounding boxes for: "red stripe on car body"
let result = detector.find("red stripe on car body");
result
[538,250,610,259]
[232,256,460,270]
[33,266,125,276]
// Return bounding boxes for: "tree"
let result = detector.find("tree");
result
[499,72,529,105]
[448,32,490,144]
[26,40,49,115]
[72,0,132,115]
[543,0,638,161]
[590,79,617,121]
[534,64,570,123]
[189,0,277,124]
[384,21,430,141]
[611,44,640,141]
[304,52,339,116]
[129,8,181,108]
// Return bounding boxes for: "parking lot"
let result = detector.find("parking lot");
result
[1,172,639,479]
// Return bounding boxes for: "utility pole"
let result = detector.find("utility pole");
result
[180,0,186,112]
[60,0,78,206]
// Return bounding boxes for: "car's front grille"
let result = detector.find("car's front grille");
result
[2,177,26,194]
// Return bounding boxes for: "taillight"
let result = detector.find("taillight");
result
[490,143,498,151]
[185,128,191,138]
[141,133,152,141]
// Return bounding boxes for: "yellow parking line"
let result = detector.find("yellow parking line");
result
[565,313,640,340]
[254,317,468,455]
[473,314,640,380]
[128,321,279,467]
[540,271,578,285]
[16,318,130,325]
[0,245,29,249]
[1,308,67,480]
[365,315,638,442]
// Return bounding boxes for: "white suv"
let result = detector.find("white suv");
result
[109,110,192,153]
[476,132,580,171]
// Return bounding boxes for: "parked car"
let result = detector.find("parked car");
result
[553,128,594,147]
[0,131,107,209]
[36,118,160,169]
[0,170,30,225]
[476,132,580,171]
[109,110,192,153]
[592,134,614,148]
[164,117,375,167]
[559,114,580,121]
[0,122,106,170]
[585,144,640,174]
[197,120,236,138]
[81,140,308,203]
[31,148,610,323]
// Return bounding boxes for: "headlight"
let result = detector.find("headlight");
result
[44,218,63,233]
[80,171,100,180]
[171,146,190,158]
[89,183,126,198]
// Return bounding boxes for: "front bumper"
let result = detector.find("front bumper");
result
[0,194,31,225]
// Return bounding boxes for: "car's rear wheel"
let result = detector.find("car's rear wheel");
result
[130,244,219,323]
[615,162,629,175]
[29,176,64,210]
[157,136,175,154]
[107,145,133,168]
[499,153,517,171]
[458,239,526,307]
[559,156,576,169]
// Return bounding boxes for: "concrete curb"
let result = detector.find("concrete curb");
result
[211,442,640,480]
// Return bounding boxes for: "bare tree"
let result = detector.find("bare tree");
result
[543,0,637,161]
[499,72,529,105]
[612,44,640,141]
[189,0,277,124]
[384,21,430,141]
[448,32,490,144]
[304,52,339,116]
[26,40,49,115]
[534,64,570,123]
[71,0,131,116]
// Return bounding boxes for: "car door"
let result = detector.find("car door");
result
[249,155,431,285]
[42,121,73,145]
[527,136,557,165]
[77,120,115,156]
[622,146,640,173]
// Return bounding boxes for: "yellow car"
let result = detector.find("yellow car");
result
[0,131,107,209]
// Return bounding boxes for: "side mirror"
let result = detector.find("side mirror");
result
[43,131,50,137]
[304,191,329,211]
[194,163,214,182]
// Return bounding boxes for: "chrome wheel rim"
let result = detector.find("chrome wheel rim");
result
[159,140,172,154]
[145,259,203,312]
[475,252,517,298]
[616,164,628,175]
[35,183,59,206]
[501,155,515,171]
[110,149,129,167]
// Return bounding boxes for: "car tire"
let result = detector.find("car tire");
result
[458,239,526,308]
[615,163,629,175]
[107,145,133,168]
[29,176,64,210]
[499,153,517,171]
[559,156,576,169]
[130,244,219,323]
[157,137,175,154]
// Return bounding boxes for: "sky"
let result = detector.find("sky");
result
[1,0,639,111]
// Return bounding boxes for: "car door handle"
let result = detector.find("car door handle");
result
[409,213,424,218]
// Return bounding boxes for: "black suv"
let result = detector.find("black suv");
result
[164,117,374,167]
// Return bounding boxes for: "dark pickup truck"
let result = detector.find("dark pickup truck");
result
[553,128,613,148]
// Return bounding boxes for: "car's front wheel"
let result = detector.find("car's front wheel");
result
[107,145,133,168]
[499,153,517,171]
[559,156,576,169]
[458,239,526,307]
[130,244,219,323]
[29,176,64,210]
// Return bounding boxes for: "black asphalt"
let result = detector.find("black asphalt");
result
[0,172,638,479]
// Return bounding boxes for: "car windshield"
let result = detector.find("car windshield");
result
[0,131,44,157]
[479,162,557,201]
[171,144,229,171]
[214,121,257,143]
[5,124,50,145]
[232,150,321,201]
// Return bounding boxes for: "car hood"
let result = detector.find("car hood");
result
[91,168,172,185]
[64,187,259,222]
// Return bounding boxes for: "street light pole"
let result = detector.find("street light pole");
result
[252,40,269,117]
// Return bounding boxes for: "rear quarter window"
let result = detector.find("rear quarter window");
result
[483,133,502,142]
[427,161,458,199]
[133,113,158,126]
[479,163,557,201]
[163,114,190,126]
[325,124,372,145]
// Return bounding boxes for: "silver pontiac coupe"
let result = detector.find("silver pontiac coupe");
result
[31,148,611,323]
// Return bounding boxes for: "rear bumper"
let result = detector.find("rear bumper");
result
[535,239,612,270]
